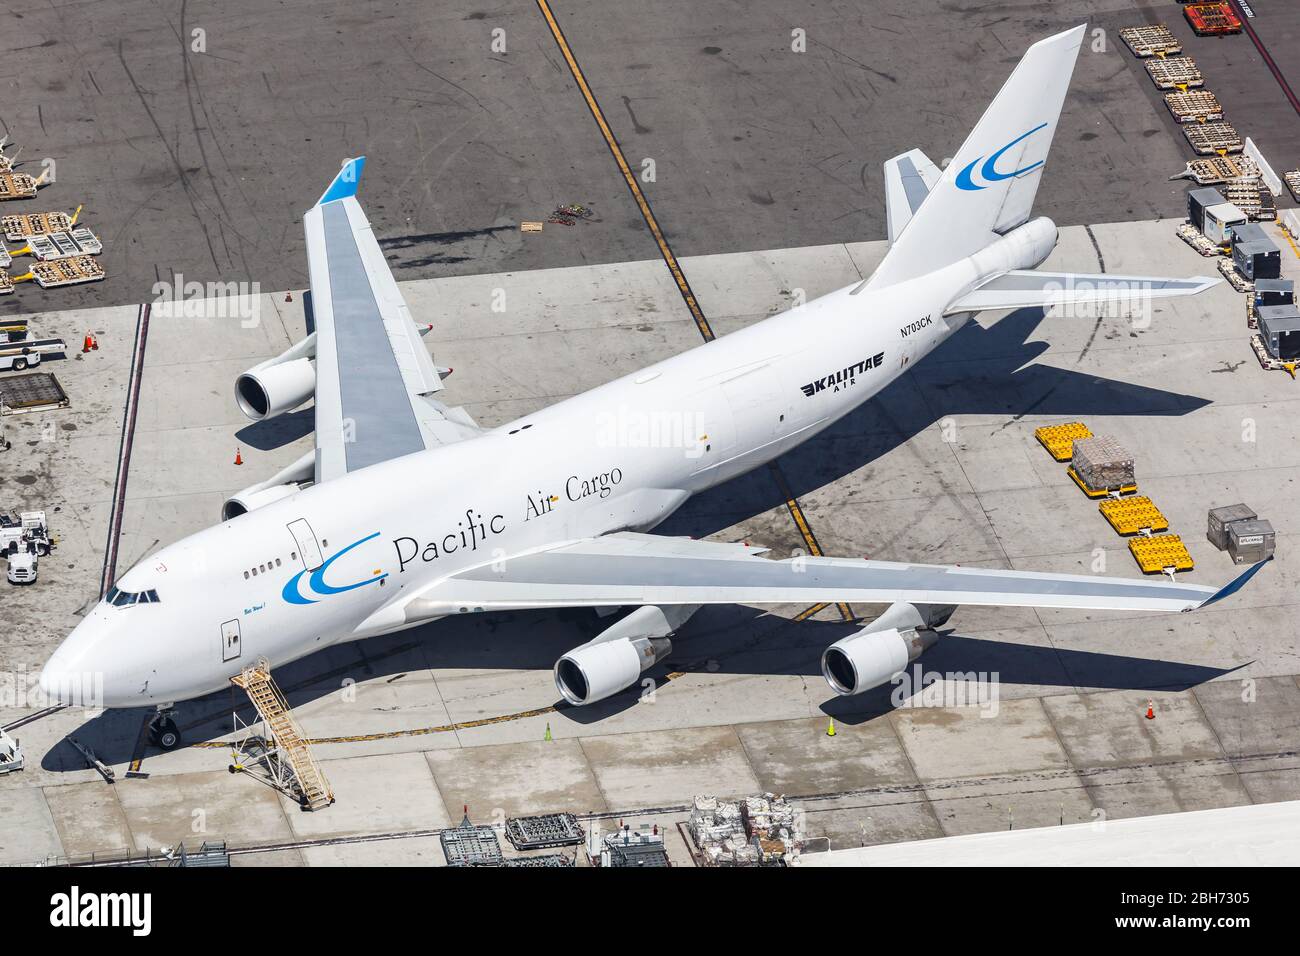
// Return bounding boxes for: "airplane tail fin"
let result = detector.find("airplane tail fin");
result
[867,24,1087,289]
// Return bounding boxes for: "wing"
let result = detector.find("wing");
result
[946,271,1220,315]
[883,149,942,244]
[305,157,481,483]
[391,532,1265,623]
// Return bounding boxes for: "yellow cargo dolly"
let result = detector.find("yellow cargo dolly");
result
[1067,466,1137,499]
[1129,534,1194,574]
[1035,421,1092,462]
[1099,496,1169,536]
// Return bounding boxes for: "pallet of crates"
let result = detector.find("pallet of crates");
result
[1099,496,1169,536]
[1176,221,1218,256]
[0,172,42,202]
[0,273,13,297]
[1174,156,1249,186]
[3,207,79,241]
[0,240,9,270]
[1068,435,1137,499]
[1120,24,1182,58]
[1216,257,1253,293]
[1184,122,1244,155]
[1145,56,1203,90]
[1184,2,1243,36]
[1130,534,1195,575]
[1034,421,1092,462]
[1285,171,1300,203]
[24,255,105,288]
[1165,89,1224,124]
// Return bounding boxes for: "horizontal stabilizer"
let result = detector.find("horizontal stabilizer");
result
[946,271,1220,315]
[884,149,942,244]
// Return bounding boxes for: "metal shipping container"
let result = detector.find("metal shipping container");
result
[1228,518,1275,564]
[1188,186,1226,229]
[1204,202,1248,245]
[1233,239,1281,281]
[1208,503,1256,551]
[1255,279,1294,309]
[1258,307,1300,359]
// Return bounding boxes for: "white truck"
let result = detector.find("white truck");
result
[2,511,50,584]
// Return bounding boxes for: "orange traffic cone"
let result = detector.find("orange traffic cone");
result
[1145,700,1155,720]
[234,448,243,466]
[285,291,293,302]
[90,333,98,350]
[82,333,94,353]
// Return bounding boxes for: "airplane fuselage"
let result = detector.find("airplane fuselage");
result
[54,259,987,709]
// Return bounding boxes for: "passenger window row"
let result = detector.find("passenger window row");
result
[243,553,295,580]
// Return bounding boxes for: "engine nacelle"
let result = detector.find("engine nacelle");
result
[554,603,699,705]
[222,483,299,521]
[235,332,317,421]
[221,449,314,520]
[820,602,953,697]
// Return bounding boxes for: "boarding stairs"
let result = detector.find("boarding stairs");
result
[231,658,333,810]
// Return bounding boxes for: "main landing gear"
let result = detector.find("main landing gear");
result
[149,706,182,750]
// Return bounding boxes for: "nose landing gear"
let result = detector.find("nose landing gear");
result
[149,706,182,750]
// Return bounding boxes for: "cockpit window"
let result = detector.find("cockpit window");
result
[105,586,160,607]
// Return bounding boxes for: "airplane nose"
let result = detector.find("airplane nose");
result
[41,620,107,707]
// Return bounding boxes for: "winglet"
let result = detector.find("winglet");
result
[316,156,366,206]
[1189,557,1271,612]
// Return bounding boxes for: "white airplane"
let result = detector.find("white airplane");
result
[42,24,1264,749]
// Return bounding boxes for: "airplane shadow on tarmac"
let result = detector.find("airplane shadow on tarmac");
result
[42,307,1223,769]
[44,602,1237,770]
[658,306,1211,541]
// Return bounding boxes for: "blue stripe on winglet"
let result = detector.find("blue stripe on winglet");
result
[1190,557,1271,612]
[317,157,367,206]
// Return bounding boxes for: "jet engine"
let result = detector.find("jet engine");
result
[221,449,314,520]
[235,332,317,422]
[820,602,954,697]
[968,216,1058,280]
[554,604,699,706]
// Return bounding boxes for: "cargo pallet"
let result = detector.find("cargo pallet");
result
[502,854,575,867]
[1129,534,1194,575]
[505,813,585,850]
[1165,89,1224,124]
[15,228,102,262]
[1285,171,1300,203]
[1099,496,1170,536]
[1184,3,1242,37]
[1034,421,1092,462]
[1174,155,1252,186]
[1067,466,1137,499]
[14,255,105,289]
[1184,122,1243,155]
[1145,56,1203,90]
[1250,333,1298,376]
[441,813,504,867]
[0,171,46,201]
[0,273,13,297]
[1176,222,1219,257]
[0,240,9,270]
[1120,24,1182,58]
[1217,257,1253,293]
[2,207,79,240]
[1222,180,1275,222]
[0,372,70,413]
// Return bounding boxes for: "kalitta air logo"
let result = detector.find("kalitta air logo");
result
[801,352,884,397]
[900,315,932,337]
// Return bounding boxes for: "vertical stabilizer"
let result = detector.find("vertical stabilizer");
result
[868,24,1086,288]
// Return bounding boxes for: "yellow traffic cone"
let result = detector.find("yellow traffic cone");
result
[826,718,836,737]
[544,722,553,742]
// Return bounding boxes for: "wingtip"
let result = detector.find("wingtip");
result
[316,156,367,206]
[1192,556,1271,611]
